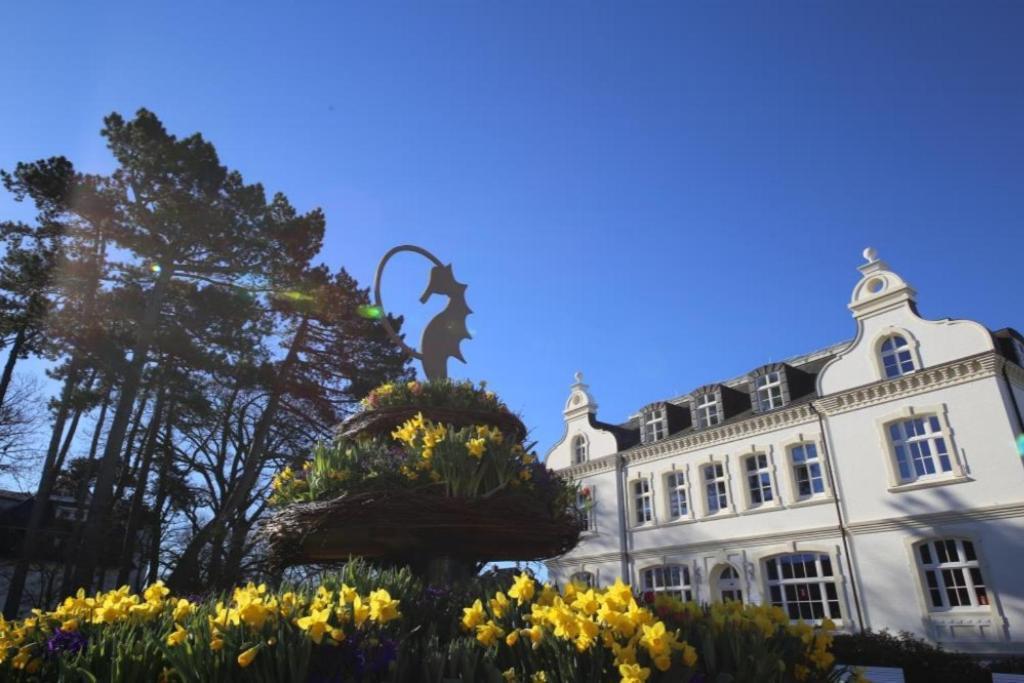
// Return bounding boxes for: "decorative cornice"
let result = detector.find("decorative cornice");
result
[556,353,1009,477]
[813,352,1003,416]
[846,500,1024,535]
[623,404,817,466]
[629,524,842,560]
[559,453,618,478]
[546,550,622,568]
[546,501,1024,568]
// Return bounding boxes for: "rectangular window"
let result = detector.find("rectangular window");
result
[643,409,666,443]
[791,443,825,497]
[755,372,784,411]
[765,553,841,621]
[917,539,989,610]
[888,416,952,483]
[666,471,688,519]
[704,463,728,514]
[697,394,720,427]
[576,489,596,532]
[745,454,774,505]
[633,479,653,525]
[640,565,692,601]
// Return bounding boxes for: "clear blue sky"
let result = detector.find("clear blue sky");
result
[2,2,1022,455]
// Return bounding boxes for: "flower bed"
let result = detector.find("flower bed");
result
[265,381,581,570]
[0,566,857,682]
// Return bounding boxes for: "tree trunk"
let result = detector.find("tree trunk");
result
[60,383,112,595]
[70,267,172,592]
[2,361,81,618]
[167,317,309,593]
[0,326,26,410]
[112,390,153,504]
[147,413,175,586]
[116,387,167,587]
[54,399,85,474]
[218,509,252,591]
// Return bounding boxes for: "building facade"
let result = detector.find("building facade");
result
[545,249,1024,655]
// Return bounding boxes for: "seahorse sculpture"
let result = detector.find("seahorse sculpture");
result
[373,245,472,380]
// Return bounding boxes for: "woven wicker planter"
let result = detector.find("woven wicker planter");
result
[338,405,527,442]
[262,488,581,569]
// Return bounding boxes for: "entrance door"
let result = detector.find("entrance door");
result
[718,565,743,603]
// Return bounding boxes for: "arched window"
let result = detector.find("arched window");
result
[573,435,588,464]
[765,553,841,621]
[640,565,692,601]
[570,571,595,588]
[880,334,915,378]
[916,539,989,610]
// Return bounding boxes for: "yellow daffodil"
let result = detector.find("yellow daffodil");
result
[466,438,486,458]
[369,589,401,623]
[237,645,260,668]
[166,623,188,647]
[508,573,536,604]
[618,662,651,683]
[296,606,332,644]
[475,620,504,647]
[462,599,486,630]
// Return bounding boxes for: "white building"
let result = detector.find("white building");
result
[545,248,1024,655]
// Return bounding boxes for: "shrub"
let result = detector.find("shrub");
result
[829,629,989,683]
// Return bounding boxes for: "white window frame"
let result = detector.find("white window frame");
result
[702,461,730,515]
[576,486,597,533]
[639,565,693,602]
[572,434,588,464]
[743,453,775,508]
[877,406,966,491]
[664,470,689,520]
[631,478,653,526]
[696,393,720,428]
[643,407,667,443]
[789,442,827,500]
[915,539,991,612]
[754,372,784,411]
[879,333,916,378]
[764,552,842,622]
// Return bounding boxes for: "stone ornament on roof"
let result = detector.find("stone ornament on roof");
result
[848,246,917,319]
[565,371,598,418]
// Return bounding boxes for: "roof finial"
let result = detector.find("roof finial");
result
[862,246,878,264]
[574,370,583,384]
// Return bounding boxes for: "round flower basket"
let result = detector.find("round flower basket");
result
[338,405,527,443]
[262,487,581,570]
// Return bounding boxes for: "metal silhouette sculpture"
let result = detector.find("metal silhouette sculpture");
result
[373,245,472,380]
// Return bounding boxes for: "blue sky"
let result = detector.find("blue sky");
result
[2,2,1022,455]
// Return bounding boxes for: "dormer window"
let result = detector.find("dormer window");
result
[643,407,666,443]
[880,335,915,378]
[573,435,588,464]
[754,372,784,411]
[696,393,720,428]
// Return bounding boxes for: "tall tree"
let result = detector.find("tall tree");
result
[67,109,324,592]
[166,266,411,593]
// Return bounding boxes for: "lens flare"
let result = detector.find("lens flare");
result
[357,305,383,320]
[149,263,162,274]
[1017,434,1024,457]
[277,290,314,302]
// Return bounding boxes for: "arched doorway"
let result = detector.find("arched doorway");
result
[713,564,744,603]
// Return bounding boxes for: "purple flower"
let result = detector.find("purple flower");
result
[46,628,88,657]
